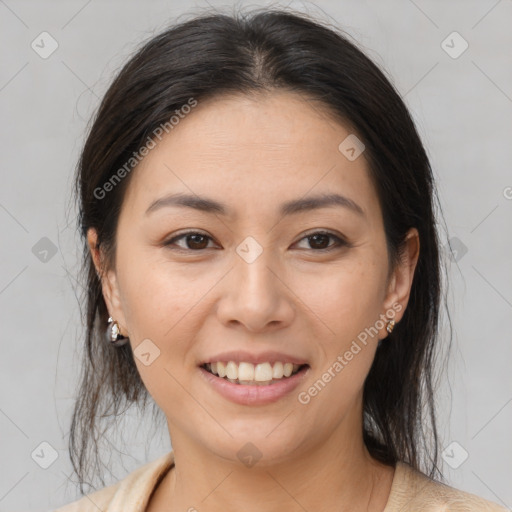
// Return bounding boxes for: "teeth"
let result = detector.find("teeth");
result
[226,361,238,380]
[204,361,303,384]
[217,361,226,378]
[254,362,273,381]
[272,361,284,379]
[238,362,255,381]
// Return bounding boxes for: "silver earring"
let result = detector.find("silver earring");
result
[386,319,396,334]
[106,316,129,346]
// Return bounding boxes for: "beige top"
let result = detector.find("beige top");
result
[54,451,508,511]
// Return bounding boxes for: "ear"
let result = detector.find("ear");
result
[380,227,420,337]
[87,228,127,334]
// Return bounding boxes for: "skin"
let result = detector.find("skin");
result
[88,90,420,512]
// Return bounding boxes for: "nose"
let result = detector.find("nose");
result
[216,250,295,333]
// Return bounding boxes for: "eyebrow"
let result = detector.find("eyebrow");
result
[145,192,365,218]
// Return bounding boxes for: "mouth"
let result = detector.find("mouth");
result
[200,361,309,386]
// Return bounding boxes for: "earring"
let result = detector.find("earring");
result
[386,319,396,334]
[106,316,129,346]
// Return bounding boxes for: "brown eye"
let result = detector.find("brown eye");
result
[307,233,331,249]
[164,231,215,251]
[295,231,348,251]
[184,233,210,250]
[164,230,348,253]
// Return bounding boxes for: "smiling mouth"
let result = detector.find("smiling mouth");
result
[201,361,309,386]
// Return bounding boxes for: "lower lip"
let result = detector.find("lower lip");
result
[199,365,310,406]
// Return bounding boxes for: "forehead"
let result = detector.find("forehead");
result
[123,91,380,224]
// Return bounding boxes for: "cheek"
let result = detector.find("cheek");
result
[295,263,382,420]
[292,255,385,341]
[117,253,206,402]
[117,248,222,348]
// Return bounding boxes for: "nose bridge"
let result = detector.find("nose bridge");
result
[216,235,293,331]
[233,237,278,304]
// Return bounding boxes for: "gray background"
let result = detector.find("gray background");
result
[1,0,511,510]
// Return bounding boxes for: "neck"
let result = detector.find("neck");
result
[148,412,395,512]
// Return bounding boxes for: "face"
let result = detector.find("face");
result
[88,91,419,466]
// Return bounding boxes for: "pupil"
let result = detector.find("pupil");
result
[188,234,207,249]
[309,234,329,249]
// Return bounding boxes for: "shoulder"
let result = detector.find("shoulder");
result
[385,461,509,512]
[52,451,175,512]
[52,483,118,512]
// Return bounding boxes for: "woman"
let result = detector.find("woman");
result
[55,7,507,512]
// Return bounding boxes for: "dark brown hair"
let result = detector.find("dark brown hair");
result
[68,6,452,494]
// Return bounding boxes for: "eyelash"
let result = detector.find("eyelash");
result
[163,230,349,253]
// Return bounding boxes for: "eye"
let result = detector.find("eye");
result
[163,231,217,251]
[294,231,348,251]
[163,230,349,252]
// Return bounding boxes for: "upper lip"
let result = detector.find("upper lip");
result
[199,350,309,366]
